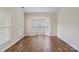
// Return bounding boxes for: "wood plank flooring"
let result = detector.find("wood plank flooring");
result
[5,35,77,52]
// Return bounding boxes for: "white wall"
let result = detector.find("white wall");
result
[25,12,57,36]
[57,8,79,51]
[0,7,25,51]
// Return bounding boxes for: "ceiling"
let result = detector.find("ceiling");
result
[24,7,62,13]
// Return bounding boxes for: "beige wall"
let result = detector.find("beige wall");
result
[0,7,25,51]
[57,8,79,51]
[25,12,57,36]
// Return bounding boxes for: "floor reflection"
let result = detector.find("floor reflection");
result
[31,35,52,52]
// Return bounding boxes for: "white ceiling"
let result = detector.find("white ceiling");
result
[24,7,62,13]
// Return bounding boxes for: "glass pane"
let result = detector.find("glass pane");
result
[31,17,51,36]
[0,16,11,45]
[18,16,24,36]
[0,17,10,27]
[0,28,11,45]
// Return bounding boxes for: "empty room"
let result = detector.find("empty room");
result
[0,7,79,52]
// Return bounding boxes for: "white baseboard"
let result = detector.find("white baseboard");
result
[57,34,79,51]
[1,34,25,52]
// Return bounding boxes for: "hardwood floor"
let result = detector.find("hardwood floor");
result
[5,35,77,52]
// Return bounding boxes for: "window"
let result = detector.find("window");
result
[18,14,24,37]
[31,17,51,36]
[0,16,11,45]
